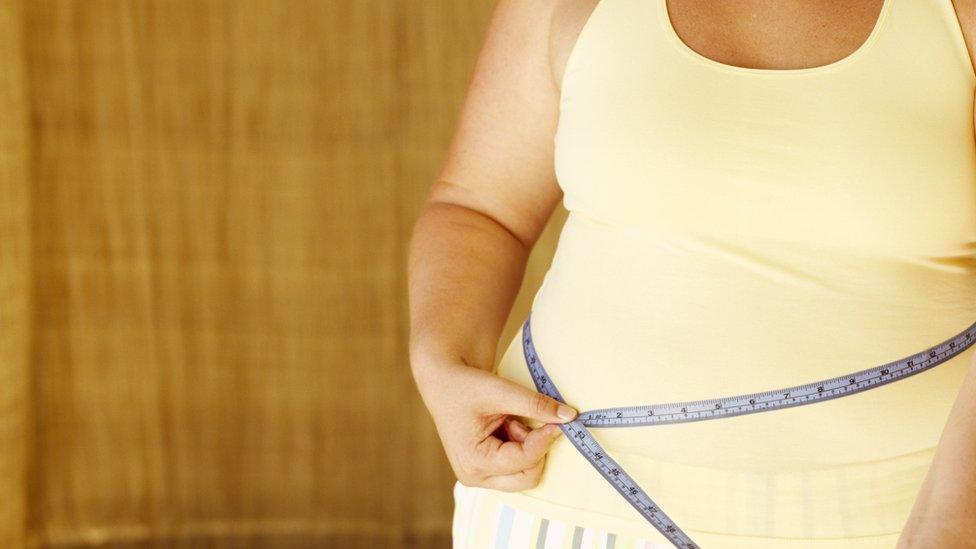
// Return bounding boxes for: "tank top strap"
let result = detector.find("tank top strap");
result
[919,0,976,81]
[556,0,647,97]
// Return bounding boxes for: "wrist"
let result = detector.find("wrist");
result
[410,337,494,374]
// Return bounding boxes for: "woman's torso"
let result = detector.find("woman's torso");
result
[487,0,976,543]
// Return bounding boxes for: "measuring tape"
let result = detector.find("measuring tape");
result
[521,311,976,548]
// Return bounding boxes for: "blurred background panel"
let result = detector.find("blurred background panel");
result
[1,1,32,548]
[0,0,565,547]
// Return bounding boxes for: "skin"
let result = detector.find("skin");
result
[408,0,976,543]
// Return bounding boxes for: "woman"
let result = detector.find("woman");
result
[408,0,976,547]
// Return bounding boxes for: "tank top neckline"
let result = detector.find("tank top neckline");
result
[658,0,895,78]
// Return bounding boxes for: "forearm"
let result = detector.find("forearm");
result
[897,353,976,547]
[407,198,529,375]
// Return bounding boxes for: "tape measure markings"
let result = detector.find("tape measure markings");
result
[522,318,698,548]
[521,311,976,548]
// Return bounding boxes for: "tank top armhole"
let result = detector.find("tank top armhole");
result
[940,0,976,83]
[556,0,610,101]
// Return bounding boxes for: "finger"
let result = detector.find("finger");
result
[475,423,563,475]
[503,417,530,443]
[480,457,547,492]
[481,413,508,441]
[516,423,566,462]
[485,375,578,424]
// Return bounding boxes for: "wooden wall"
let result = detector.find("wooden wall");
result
[0,1,565,547]
[1,0,32,547]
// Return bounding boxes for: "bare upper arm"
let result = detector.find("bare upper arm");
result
[427,0,595,250]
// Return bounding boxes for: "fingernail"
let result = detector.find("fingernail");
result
[557,404,577,420]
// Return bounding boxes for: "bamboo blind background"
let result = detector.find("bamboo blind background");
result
[0,1,567,547]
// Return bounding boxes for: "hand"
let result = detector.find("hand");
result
[411,357,578,491]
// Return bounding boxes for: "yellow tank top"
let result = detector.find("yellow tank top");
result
[487,0,976,545]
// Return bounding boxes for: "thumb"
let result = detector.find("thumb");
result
[488,375,578,424]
